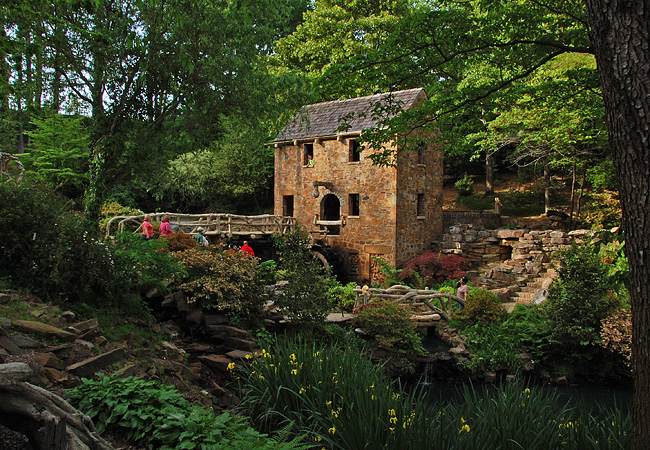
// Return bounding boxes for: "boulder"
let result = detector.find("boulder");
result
[12,320,76,342]
[66,348,126,378]
[0,362,33,381]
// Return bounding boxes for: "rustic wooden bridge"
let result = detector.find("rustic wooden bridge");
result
[105,212,296,238]
[353,284,465,326]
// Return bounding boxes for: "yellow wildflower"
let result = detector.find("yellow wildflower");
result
[329,427,336,435]
[227,362,236,370]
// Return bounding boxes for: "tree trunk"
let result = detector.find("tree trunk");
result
[576,167,586,221]
[585,2,650,449]
[485,150,494,195]
[544,156,550,213]
[0,375,114,450]
[568,155,577,230]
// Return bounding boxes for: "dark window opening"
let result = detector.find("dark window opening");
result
[283,195,294,217]
[321,194,341,234]
[417,142,426,164]
[349,193,360,216]
[349,139,361,162]
[303,143,314,166]
[417,193,425,217]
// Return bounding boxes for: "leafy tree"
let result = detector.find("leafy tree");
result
[271,228,333,326]
[544,244,618,348]
[21,114,90,200]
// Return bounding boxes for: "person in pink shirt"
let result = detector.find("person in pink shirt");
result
[241,241,255,256]
[159,214,172,238]
[142,215,154,240]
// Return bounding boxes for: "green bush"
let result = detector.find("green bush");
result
[545,245,619,346]
[327,281,358,312]
[454,174,474,196]
[99,200,143,234]
[271,229,333,326]
[67,374,309,450]
[352,299,425,355]
[110,232,186,293]
[174,245,265,320]
[454,288,506,325]
[0,181,123,307]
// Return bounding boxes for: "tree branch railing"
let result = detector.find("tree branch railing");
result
[105,212,296,238]
[353,284,465,322]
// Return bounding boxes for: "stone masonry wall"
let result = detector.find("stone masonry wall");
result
[275,139,399,279]
[274,135,443,281]
[437,224,600,303]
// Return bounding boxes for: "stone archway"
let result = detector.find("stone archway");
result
[320,194,341,235]
[321,194,340,220]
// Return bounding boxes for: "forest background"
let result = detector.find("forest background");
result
[1,0,649,448]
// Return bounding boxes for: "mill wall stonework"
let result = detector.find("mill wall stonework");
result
[274,136,443,280]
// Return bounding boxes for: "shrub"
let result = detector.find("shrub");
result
[0,181,123,307]
[544,244,619,346]
[372,257,403,288]
[454,288,506,325]
[579,191,622,229]
[454,174,474,196]
[258,260,278,285]
[327,281,358,312]
[352,299,425,355]
[601,308,632,367]
[67,374,309,450]
[110,232,186,292]
[174,245,265,320]
[271,229,332,326]
[400,251,467,286]
[165,231,197,251]
[99,200,143,234]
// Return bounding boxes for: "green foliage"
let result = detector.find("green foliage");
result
[352,299,425,356]
[21,114,90,201]
[579,191,622,229]
[0,181,124,307]
[545,245,619,347]
[372,257,403,288]
[236,337,631,450]
[454,174,474,196]
[67,374,309,450]
[327,281,358,312]
[235,335,438,450]
[586,157,618,192]
[174,246,265,319]
[110,232,186,293]
[258,260,278,285]
[271,229,333,326]
[99,200,143,235]
[454,288,506,326]
[457,304,552,373]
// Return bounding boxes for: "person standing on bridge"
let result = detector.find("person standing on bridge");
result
[159,215,172,238]
[142,215,153,241]
[194,227,209,247]
[456,276,469,310]
[241,241,255,256]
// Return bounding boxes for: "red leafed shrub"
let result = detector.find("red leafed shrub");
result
[601,308,632,366]
[399,251,467,285]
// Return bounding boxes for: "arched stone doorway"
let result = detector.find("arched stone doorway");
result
[321,194,341,234]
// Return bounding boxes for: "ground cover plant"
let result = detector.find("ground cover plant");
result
[234,335,632,450]
[67,374,310,450]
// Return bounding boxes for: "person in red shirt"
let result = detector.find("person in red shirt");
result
[241,241,255,256]
[159,214,172,238]
[142,215,153,240]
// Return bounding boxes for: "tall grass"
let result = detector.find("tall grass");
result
[234,336,631,450]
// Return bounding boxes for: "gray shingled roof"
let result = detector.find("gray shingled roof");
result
[274,88,426,142]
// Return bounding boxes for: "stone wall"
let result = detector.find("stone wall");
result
[436,224,599,303]
[274,135,443,280]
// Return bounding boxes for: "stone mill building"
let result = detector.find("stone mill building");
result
[271,88,444,281]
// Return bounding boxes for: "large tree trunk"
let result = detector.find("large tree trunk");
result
[0,375,114,450]
[585,2,650,449]
[485,149,494,195]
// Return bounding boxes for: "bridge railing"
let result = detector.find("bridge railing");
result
[105,212,296,238]
[353,284,465,321]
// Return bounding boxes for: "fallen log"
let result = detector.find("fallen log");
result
[0,373,114,450]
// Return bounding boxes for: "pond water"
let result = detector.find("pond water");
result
[418,332,633,412]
